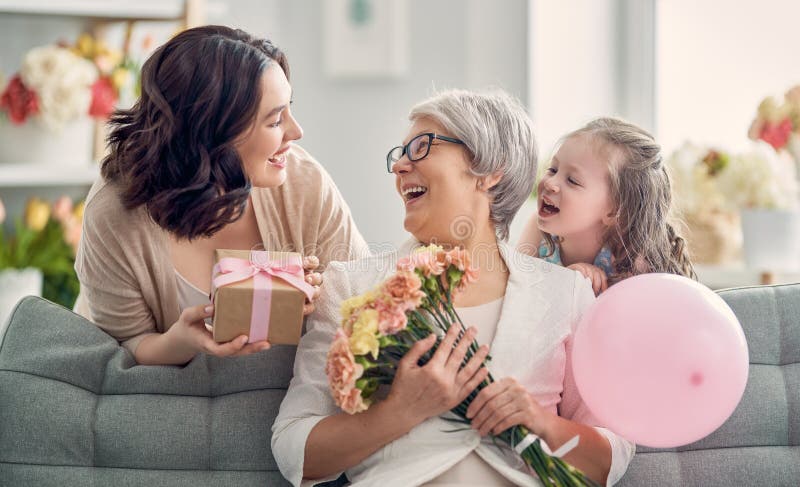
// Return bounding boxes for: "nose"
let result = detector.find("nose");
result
[542,177,559,193]
[390,153,413,174]
[285,111,303,141]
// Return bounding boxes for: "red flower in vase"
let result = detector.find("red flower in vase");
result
[759,118,793,150]
[88,76,118,119]
[0,75,39,124]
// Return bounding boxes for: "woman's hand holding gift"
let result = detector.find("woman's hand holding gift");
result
[466,377,555,438]
[385,325,490,427]
[165,304,271,359]
[303,255,323,316]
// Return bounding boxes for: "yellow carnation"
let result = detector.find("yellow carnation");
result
[340,291,376,322]
[413,243,444,255]
[349,309,380,358]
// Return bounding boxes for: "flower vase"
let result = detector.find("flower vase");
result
[0,118,95,166]
[740,209,800,272]
[0,268,43,338]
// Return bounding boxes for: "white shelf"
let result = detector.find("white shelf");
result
[695,262,800,290]
[0,0,226,19]
[0,0,184,19]
[0,163,99,187]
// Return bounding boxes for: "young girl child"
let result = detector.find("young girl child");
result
[517,117,695,295]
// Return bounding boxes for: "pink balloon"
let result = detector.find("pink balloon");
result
[571,273,749,448]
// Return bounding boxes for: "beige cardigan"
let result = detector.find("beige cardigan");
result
[74,144,370,354]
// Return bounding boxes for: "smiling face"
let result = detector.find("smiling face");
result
[235,65,303,188]
[537,134,615,243]
[392,117,488,244]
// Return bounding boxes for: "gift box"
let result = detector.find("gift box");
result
[210,249,316,345]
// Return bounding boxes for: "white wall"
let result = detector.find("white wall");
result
[656,0,800,153]
[528,0,621,158]
[216,0,529,247]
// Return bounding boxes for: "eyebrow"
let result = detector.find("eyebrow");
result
[262,90,294,120]
[263,105,287,119]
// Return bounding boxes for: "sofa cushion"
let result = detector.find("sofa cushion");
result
[0,296,292,486]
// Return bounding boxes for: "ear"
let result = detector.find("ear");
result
[602,210,616,227]
[478,171,503,191]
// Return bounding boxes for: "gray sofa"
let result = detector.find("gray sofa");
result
[0,284,798,486]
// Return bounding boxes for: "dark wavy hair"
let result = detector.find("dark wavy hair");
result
[101,25,290,239]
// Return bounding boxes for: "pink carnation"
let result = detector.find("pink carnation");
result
[326,330,365,412]
[397,252,445,276]
[339,387,369,414]
[443,248,478,292]
[376,301,408,335]
[381,270,424,310]
[759,118,793,150]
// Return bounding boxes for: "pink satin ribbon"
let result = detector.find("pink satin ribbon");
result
[211,252,316,343]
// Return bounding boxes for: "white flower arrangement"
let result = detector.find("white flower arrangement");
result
[20,46,98,131]
[667,142,729,215]
[717,141,799,210]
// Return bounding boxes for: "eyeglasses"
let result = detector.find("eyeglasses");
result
[386,132,465,173]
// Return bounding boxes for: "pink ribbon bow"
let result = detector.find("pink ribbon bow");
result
[211,252,316,343]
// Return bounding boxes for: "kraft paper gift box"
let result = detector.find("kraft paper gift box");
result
[210,249,315,345]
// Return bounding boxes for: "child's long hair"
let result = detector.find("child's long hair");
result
[543,117,696,281]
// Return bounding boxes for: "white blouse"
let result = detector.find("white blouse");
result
[271,240,635,487]
[423,297,515,487]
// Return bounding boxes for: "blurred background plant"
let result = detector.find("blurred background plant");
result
[0,196,83,308]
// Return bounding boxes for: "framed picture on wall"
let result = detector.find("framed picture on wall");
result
[323,0,408,78]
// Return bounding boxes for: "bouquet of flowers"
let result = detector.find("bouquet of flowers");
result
[0,196,84,308]
[326,244,599,487]
[666,142,742,264]
[716,141,799,211]
[748,84,800,165]
[0,33,138,130]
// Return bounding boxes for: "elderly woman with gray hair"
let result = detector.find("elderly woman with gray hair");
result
[272,90,634,486]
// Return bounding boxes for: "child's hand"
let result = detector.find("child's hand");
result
[567,263,608,295]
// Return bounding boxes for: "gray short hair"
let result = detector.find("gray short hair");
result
[409,89,537,241]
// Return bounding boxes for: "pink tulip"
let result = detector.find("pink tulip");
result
[52,196,73,225]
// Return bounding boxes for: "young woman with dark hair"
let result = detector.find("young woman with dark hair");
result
[75,26,369,366]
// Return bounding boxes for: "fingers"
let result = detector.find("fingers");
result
[457,358,490,401]
[590,270,602,295]
[400,333,437,368]
[303,255,320,272]
[232,340,271,356]
[598,269,608,293]
[475,399,518,436]
[181,304,214,325]
[455,343,489,383]
[303,302,316,316]
[466,378,511,419]
[305,271,323,287]
[430,324,460,366]
[445,327,476,373]
[490,412,531,436]
[203,334,248,357]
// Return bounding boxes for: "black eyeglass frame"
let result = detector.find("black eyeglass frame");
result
[386,133,465,173]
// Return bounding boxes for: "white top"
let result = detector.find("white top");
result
[175,270,211,311]
[423,297,514,487]
[271,239,635,487]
